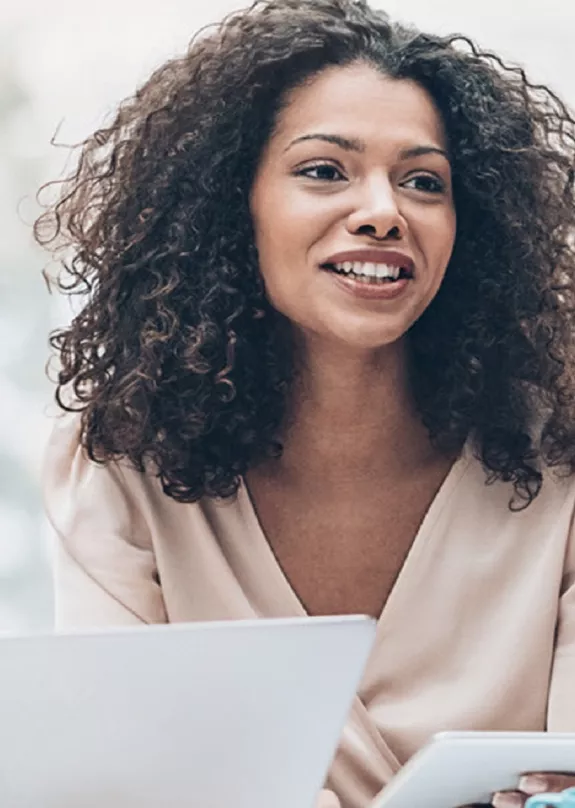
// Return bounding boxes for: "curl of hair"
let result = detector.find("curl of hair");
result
[36,0,575,508]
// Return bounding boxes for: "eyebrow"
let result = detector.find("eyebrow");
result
[284,133,450,161]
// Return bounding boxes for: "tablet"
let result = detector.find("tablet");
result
[374,731,575,808]
[0,615,376,808]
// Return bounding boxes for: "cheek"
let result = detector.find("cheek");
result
[250,215,322,320]
[446,210,457,253]
[251,183,298,265]
[250,189,326,282]
[433,218,457,297]
[427,208,457,270]
[249,207,297,309]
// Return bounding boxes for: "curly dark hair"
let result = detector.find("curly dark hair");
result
[35,0,575,508]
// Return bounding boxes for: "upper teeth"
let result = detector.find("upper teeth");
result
[333,261,402,279]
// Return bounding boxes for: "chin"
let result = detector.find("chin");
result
[319,324,409,353]
[327,314,411,348]
[285,307,415,354]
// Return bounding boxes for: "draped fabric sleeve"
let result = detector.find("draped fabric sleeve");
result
[546,510,575,730]
[43,414,167,630]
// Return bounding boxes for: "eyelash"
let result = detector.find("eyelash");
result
[294,162,446,194]
[403,175,445,194]
[294,163,345,182]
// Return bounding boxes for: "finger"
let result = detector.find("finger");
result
[519,773,575,795]
[457,803,493,807]
[316,788,341,808]
[492,790,526,808]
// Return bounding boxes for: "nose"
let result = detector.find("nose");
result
[345,177,406,241]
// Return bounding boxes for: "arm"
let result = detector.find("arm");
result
[546,515,575,731]
[491,510,575,808]
[44,414,167,630]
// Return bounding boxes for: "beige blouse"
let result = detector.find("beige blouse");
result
[43,413,575,808]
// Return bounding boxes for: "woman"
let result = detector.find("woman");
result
[36,1,575,807]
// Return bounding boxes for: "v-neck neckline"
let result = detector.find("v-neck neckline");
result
[234,447,473,784]
[238,444,472,626]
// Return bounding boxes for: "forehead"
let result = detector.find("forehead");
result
[271,62,448,151]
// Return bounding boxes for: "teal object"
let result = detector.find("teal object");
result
[525,787,575,808]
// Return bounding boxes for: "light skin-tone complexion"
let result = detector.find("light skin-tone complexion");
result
[249,62,575,807]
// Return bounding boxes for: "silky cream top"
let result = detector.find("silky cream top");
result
[43,413,575,808]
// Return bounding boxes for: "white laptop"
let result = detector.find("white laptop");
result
[0,615,376,808]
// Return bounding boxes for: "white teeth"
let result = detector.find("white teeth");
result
[332,262,402,280]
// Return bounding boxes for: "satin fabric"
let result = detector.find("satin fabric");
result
[44,414,575,808]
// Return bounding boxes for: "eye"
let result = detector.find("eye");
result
[402,174,446,194]
[294,162,346,182]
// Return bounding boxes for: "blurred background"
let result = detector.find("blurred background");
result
[0,0,573,631]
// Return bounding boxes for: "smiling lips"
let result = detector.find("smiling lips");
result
[320,249,415,299]
[321,249,415,282]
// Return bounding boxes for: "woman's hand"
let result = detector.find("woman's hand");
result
[492,772,575,807]
[316,789,341,808]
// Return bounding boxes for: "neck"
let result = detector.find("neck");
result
[274,336,436,484]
